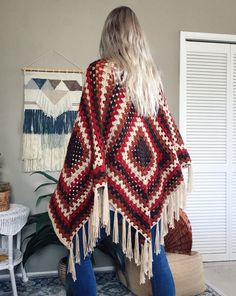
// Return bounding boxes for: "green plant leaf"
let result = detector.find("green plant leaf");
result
[23,236,60,266]
[36,193,53,207]
[23,171,61,266]
[98,237,126,271]
[23,225,61,266]
[37,212,49,219]
[25,224,54,243]
[34,182,57,192]
[26,212,48,226]
[111,243,126,271]
[26,216,37,226]
[22,233,35,244]
[31,171,58,183]
[35,212,50,233]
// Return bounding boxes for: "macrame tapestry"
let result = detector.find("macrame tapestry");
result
[48,59,193,284]
[22,70,83,171]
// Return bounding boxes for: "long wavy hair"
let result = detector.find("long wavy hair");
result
[99,6,162,117]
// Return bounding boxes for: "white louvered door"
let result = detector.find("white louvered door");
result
[231,45,236,259]
[180,36,236,261]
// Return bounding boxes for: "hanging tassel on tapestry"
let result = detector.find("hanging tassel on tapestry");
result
[22,68,83,172]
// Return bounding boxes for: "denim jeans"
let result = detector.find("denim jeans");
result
[66,210,176,296]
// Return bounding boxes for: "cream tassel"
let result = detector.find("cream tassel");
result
[82,224,87,258]
[87,216,92,252]
[122,217,127,254]
[139,238,148,284]
[98,188,102,222]
[155,222,161,255]
[160,204,168,246]
[139,244,145,284]
[143,239,148,275]
[179,183,183,209]
[160,214,164,245]
[93,187,99,227]
[68,247,76,281]
[148,241,153,279]
[175,188,180,221]
[106,213,111,237]
[87,216,94,252]
[134,229,140,265]
[98,221,101,239]
[92,187,100,246]
[75,233,80,264]
[187,165,193,193]
[126,223,133,260]
[168,194,175,228]
[113,210,119,243]
[163,204,168,237]
[182,181,187,210]
[102,183,110,235]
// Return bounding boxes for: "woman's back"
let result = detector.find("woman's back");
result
[48,56,192,284]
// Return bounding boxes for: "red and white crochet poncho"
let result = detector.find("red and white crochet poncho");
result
[48,59,192,284]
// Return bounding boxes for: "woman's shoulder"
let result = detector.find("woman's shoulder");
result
[89,58,107,67]
[85,58,115,85]
[87,58,115,74]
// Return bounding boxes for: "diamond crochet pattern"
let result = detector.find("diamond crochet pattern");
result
[48,59,192,284]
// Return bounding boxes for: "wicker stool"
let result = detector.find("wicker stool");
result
[0,204,30,296]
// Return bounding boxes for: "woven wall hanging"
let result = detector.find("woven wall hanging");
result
[22,67,83,171]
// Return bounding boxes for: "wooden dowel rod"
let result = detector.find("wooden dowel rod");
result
[22,67,84,73]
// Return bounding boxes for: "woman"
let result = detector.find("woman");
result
[48,6,192,296]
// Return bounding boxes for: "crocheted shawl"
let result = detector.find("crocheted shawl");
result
[48,59,192,284]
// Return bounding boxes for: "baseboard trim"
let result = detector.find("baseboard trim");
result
[0,265,115,280]
[94,266,115,272]
[204,261,236,267]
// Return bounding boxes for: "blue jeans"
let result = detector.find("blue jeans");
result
[66,211,176,296]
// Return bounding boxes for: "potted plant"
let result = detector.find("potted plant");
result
[23,171,126,287]
[0,153,10,212]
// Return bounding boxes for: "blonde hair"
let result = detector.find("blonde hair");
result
[99,6,162,117]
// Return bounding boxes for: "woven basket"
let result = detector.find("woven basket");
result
[117,251,206,296]
[164,209,192,255]
[58,256,67,286]
[0,182,10,212]
[0,254,8,262]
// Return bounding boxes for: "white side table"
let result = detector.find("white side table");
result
[0,203,30,296]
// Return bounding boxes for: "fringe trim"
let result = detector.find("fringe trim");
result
[154,220,161,255]
[82,224,87,258]
[134,229,140,266]
[23,109,77,134]
[126,223,133,260]
[75,233,80,264]
[102,183,110,235]
[68,247,76,281]
[187,165,193,193]
[36,91,72,118]
[113,209,119,243]
[122,217,127,254]
[65,167,193,285]
[66,182,111,280]
[148,241,153,279]
[22,133,71,172]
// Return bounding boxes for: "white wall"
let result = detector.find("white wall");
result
[0,0,236,273]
